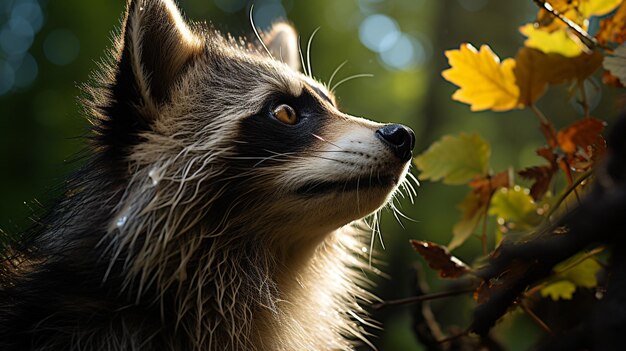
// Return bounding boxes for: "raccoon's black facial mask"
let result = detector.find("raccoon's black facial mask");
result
[234,88,331,169]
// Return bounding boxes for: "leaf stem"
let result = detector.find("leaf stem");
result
[547,170,592,219]
[520,299,554,335]
[530,104,549,125]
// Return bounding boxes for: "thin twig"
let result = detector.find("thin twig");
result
[519,300,554,335]
[437,330,468,345]
[530,104,550,125]
[372,288,475,310]
[555,247,605,274]
[578,80,590,118]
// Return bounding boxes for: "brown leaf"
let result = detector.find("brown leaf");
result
[468,170,512,198]
[596,1,626,45]
[547,52,603,84]
[410,240,471,278]
[519,165,556,201]
[603,70,625,88]
[537,146,557,164]
[557,117,606,154]
[513,48,603,106]
[451,171,510,250]
[514,47,551,106]
[450,192,486,250]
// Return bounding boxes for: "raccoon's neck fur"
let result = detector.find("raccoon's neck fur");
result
[80,159,377,350]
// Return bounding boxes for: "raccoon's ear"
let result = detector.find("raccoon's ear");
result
[263,22,301,72]
[117,0,203,111]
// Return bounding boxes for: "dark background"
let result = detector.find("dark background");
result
[1,0,623,349]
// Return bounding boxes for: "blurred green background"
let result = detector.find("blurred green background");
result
[0,0,623,349]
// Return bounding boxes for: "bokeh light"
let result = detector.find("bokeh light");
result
[380,34,425,70]
[359,14,400,53]
[252,0,287,29]
[0,0,44,95]
[43,29,80,66]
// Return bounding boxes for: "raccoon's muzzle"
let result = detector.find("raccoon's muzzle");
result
[375,124,415,162]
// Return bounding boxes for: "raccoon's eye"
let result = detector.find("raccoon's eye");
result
[272,104,298,125]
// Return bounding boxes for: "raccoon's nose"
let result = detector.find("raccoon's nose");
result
[375,124,416,162]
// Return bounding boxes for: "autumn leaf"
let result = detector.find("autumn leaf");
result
[442,44,521,112]
[410,240,470,278]
[603,44,626,86]
[450,171,511,250]
[519,146,558,201]
[414,133,490,185]
[541,280,577,300]
[602,70,624,87]
[514,47,552,106]
[519,165,556,201]
[523,0,621,57]
[489,186,540,229]
[582,0,623,16]
[557,117,606,154]
[520,24,584,58]
[450,191,486,250]
[541,255,602,301]
[513,48,603,106]
[547,51,604,84]
[596,1,626,45]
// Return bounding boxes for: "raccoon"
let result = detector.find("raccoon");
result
[0,0,416,350]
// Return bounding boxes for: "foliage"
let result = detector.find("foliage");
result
[404,0,626,348]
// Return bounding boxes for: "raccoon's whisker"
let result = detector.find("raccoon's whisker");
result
[297,36,308,76]
[252,154,288,167]
[407,171,421,190]
[327,60,348,91]
[402,181,415,204]
[331,73,374,93]
[389,202,406,230]
[306,27,321,78]
[249,5,272,59]
[403,178,418,201]
[310,133,345,150]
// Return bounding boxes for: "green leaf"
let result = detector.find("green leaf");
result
[489,186,539,228]
[541,280,577,301]
[449,191,486,250]
[414,133,490,185]
[558,256,602,289]
[541,255,602,301]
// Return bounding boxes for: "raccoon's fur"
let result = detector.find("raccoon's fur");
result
[0,0,416,350]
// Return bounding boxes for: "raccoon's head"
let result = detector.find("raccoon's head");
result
[90,0,415,256]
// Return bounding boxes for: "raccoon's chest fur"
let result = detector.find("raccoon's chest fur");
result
[0,0,415,350]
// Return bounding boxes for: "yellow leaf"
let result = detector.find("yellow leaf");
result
[541,280,577,300]
[442,44,521,112]
[541,254,602,301]
[582,0,622,17]
[450,191,485,250]
[520,24,584,57]
[556,256,602,288]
